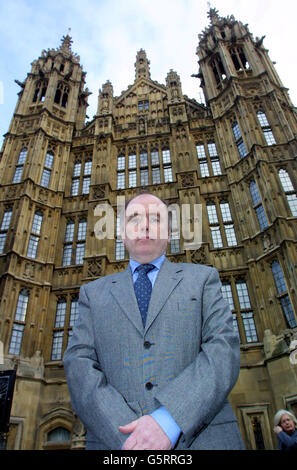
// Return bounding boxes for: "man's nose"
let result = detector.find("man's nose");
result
[139,217,149,232]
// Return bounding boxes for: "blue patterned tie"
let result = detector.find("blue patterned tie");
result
[134,264,155,327]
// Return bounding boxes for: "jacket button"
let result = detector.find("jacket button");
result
[145,382,154,390]
[144,341,151,349]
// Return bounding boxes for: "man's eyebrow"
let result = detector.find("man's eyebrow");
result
[126,212,141,221]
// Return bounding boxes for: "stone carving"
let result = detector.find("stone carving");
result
[190,246,206,264]
[71,416,86,450]
[93,185,106,200]
[23,262,35,280]
[180,172,195,188]
[87,258,102,277]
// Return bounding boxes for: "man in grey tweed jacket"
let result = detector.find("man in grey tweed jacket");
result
[63,193,244,450]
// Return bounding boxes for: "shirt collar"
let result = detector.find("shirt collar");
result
[129,253,166,274]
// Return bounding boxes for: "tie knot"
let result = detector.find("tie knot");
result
[137,264,155,275]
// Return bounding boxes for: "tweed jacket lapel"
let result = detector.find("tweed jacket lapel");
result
[110,265,144,335]
[110,258,183,335]
[145,258,183,333]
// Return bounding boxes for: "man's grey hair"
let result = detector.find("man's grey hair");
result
[273,409,297,427]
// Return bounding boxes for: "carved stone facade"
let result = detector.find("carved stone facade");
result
[0,10,296,450]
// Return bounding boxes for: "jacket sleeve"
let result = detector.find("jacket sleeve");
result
[63,284,140,449]
[154,267,241,447]
[277,430,297,450]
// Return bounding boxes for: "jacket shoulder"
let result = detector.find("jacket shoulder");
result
[171,261,215,276]
[80,269,128,292]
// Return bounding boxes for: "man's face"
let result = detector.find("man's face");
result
[121,194,170,263]
[280,414,295,434]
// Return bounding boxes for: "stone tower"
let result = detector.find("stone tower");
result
[0,33,90,449]
[0,11,296,450]
[196,8,297,449]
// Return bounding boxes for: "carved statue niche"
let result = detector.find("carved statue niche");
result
[166,70,183,103]
[98,81,113,115]
[138,117,146,135]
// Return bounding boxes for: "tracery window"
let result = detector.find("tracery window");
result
[0,208,12,254]
[230,47,250,72]
[278,169,297,216]
[257,111,276,146]
[249,181,268,230]
[71,158,92,195]
[116,145,173,189]
[9,289,29,355]
[115,215,125,261]
[54,82,70,108]
[271,260,297,328]
[138,100,149,111]
[236,280,258,343]
[13,148,27,183]
[210,53,227,85]
[232,121,247,158]
[32,79,48,103]
[41,152,54,188]
[206,200,237,248]
[51,296,79,361]
[27,211,43,258]
[221,279,258,343]
[62,218,87,266]
[196,141,222,177]
[47,427,71,443]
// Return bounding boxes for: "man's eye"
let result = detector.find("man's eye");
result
[129,216,141,224]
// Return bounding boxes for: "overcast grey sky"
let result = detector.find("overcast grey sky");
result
[0,0,296,145]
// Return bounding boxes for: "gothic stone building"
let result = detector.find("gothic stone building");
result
[0,9,296,450]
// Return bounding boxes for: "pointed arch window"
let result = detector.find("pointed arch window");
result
[13,148,27,183]
[0,208,13,254]
[71,158,92,195]
[62,218,87,266]
[41,151,54,188]
[32,79,48,103]
[210,53,227,85]
[162,148,173,182]
[196,143,209,177]
[249,181,268,230]
[221,281,240,339]
[278,169,297,216]
[116,146,170,188]
[54,82,70,108]
[115,215,125,261]
[230,47,250,72]
[232,121,247,158]
[47,427,71,443]
[257,111,276,146]
[69,297,79,326]
[52,298,66,360]
[51,294,79,361]
[220,200,237,246]
[27,211,43,258]
[271,260,297,328]
[236,280,258,343]
[196,141,222,177]
[9,288,29,355]
[82,159,92,194]
[206,200,237,248]
[207,202,223,248]
[208,141,222,175]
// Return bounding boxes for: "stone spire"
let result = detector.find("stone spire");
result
[135,49,151,80]
[59,29,73,55]
[207,7,221,25]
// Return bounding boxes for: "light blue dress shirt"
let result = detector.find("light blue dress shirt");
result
[129,254,181,448]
